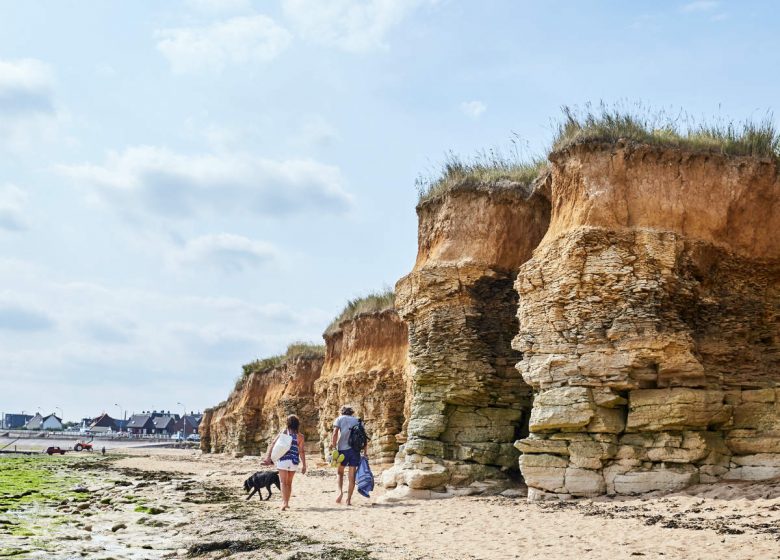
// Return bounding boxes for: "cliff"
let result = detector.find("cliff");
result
[513,141,780,498]
[315,309,409,470]
[200,351,324,456]
[383,181,551,498]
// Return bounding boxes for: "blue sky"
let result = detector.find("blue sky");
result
[1,0,778,421]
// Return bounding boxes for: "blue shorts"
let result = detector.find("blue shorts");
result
[340,448,361,468]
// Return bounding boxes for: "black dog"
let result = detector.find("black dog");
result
[243,471,280,501]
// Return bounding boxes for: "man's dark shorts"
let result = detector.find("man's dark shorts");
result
[340,448,361,468]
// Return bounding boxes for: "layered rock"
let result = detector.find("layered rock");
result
[200,354,324,456]
[384,182,551,497]
[514,142,780,498]
[315,309,409,470]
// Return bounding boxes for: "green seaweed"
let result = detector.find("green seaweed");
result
[0,455,111,540]
[134,505,166,515]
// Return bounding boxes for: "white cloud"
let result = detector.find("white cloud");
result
[177,233,278,272]
[0,260,332,417]
[0,58,62,153]
[156,15,292,73]
[0,58,53,115]
[0,255,337,422]
[0,184,29,231]
[282,0,430,53]
[58,146,353,220]
[460,100,486,119]
[680,1,718,13]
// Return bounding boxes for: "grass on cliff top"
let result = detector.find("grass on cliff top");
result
[416,148,548,204]
[234,342,325,391]
[552,101,780,158]
[324,289,395,335]
[243,342,325,375]
[417,103,779,203]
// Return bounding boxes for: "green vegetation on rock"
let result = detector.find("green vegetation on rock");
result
[552,101,780,158]
[0,455,112,550]
[417,103,779,204]
[324,289,395,335]
[134,504,166,515]
[234,342,326,390]
[417,148,547,204]
[0,456,97,514]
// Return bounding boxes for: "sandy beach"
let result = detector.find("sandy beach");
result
[2,449,780,559]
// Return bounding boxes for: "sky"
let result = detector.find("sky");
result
[1,0,778,422]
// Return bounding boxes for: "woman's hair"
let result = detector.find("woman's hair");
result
[341,405,354,416]
[286,414,300,433]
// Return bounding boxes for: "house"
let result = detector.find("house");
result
[152,415,177,435]
[89,412,119,434]
[25,413,63,431]
[126,413,155,435]
[172,412,202,436]
[2,413,33,429]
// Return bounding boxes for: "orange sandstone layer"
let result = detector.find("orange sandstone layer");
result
[200,355,323,457]
[315,309,409,470]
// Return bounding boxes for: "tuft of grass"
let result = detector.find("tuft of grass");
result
[236,342,326,389]
[283,342,327,361]
[552,101,780,159]
[417,145,548,203]
[325,289,395,335]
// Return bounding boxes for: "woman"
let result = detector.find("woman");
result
[264,414,306,510]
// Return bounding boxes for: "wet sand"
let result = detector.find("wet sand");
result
[2,449,780,559]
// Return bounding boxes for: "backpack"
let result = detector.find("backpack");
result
[348,419,368,453]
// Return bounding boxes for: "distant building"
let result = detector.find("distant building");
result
[2,413,33,429]
[126,413,155,435]
[126,410,188,436]
[172,413,203,436]
[89,413,119,434]
[152,415,177,435]
[25,413,63,431]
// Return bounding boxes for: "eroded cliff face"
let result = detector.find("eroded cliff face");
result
[514,142,780,498]
[315,310,409,470]
[384,183,551,497]
[200,356,323,456]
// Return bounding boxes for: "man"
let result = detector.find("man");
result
[331,405,364,505]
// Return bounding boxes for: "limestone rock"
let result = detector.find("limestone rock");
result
[514,435,569,456]
[611,464,699,495]
[564,467,605,496]
[519,453,567,493]
[726,454,780,481]
[529,387,594,431]
[515,143,780,498]
[626,389,730,432]
[387,181,550,492]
